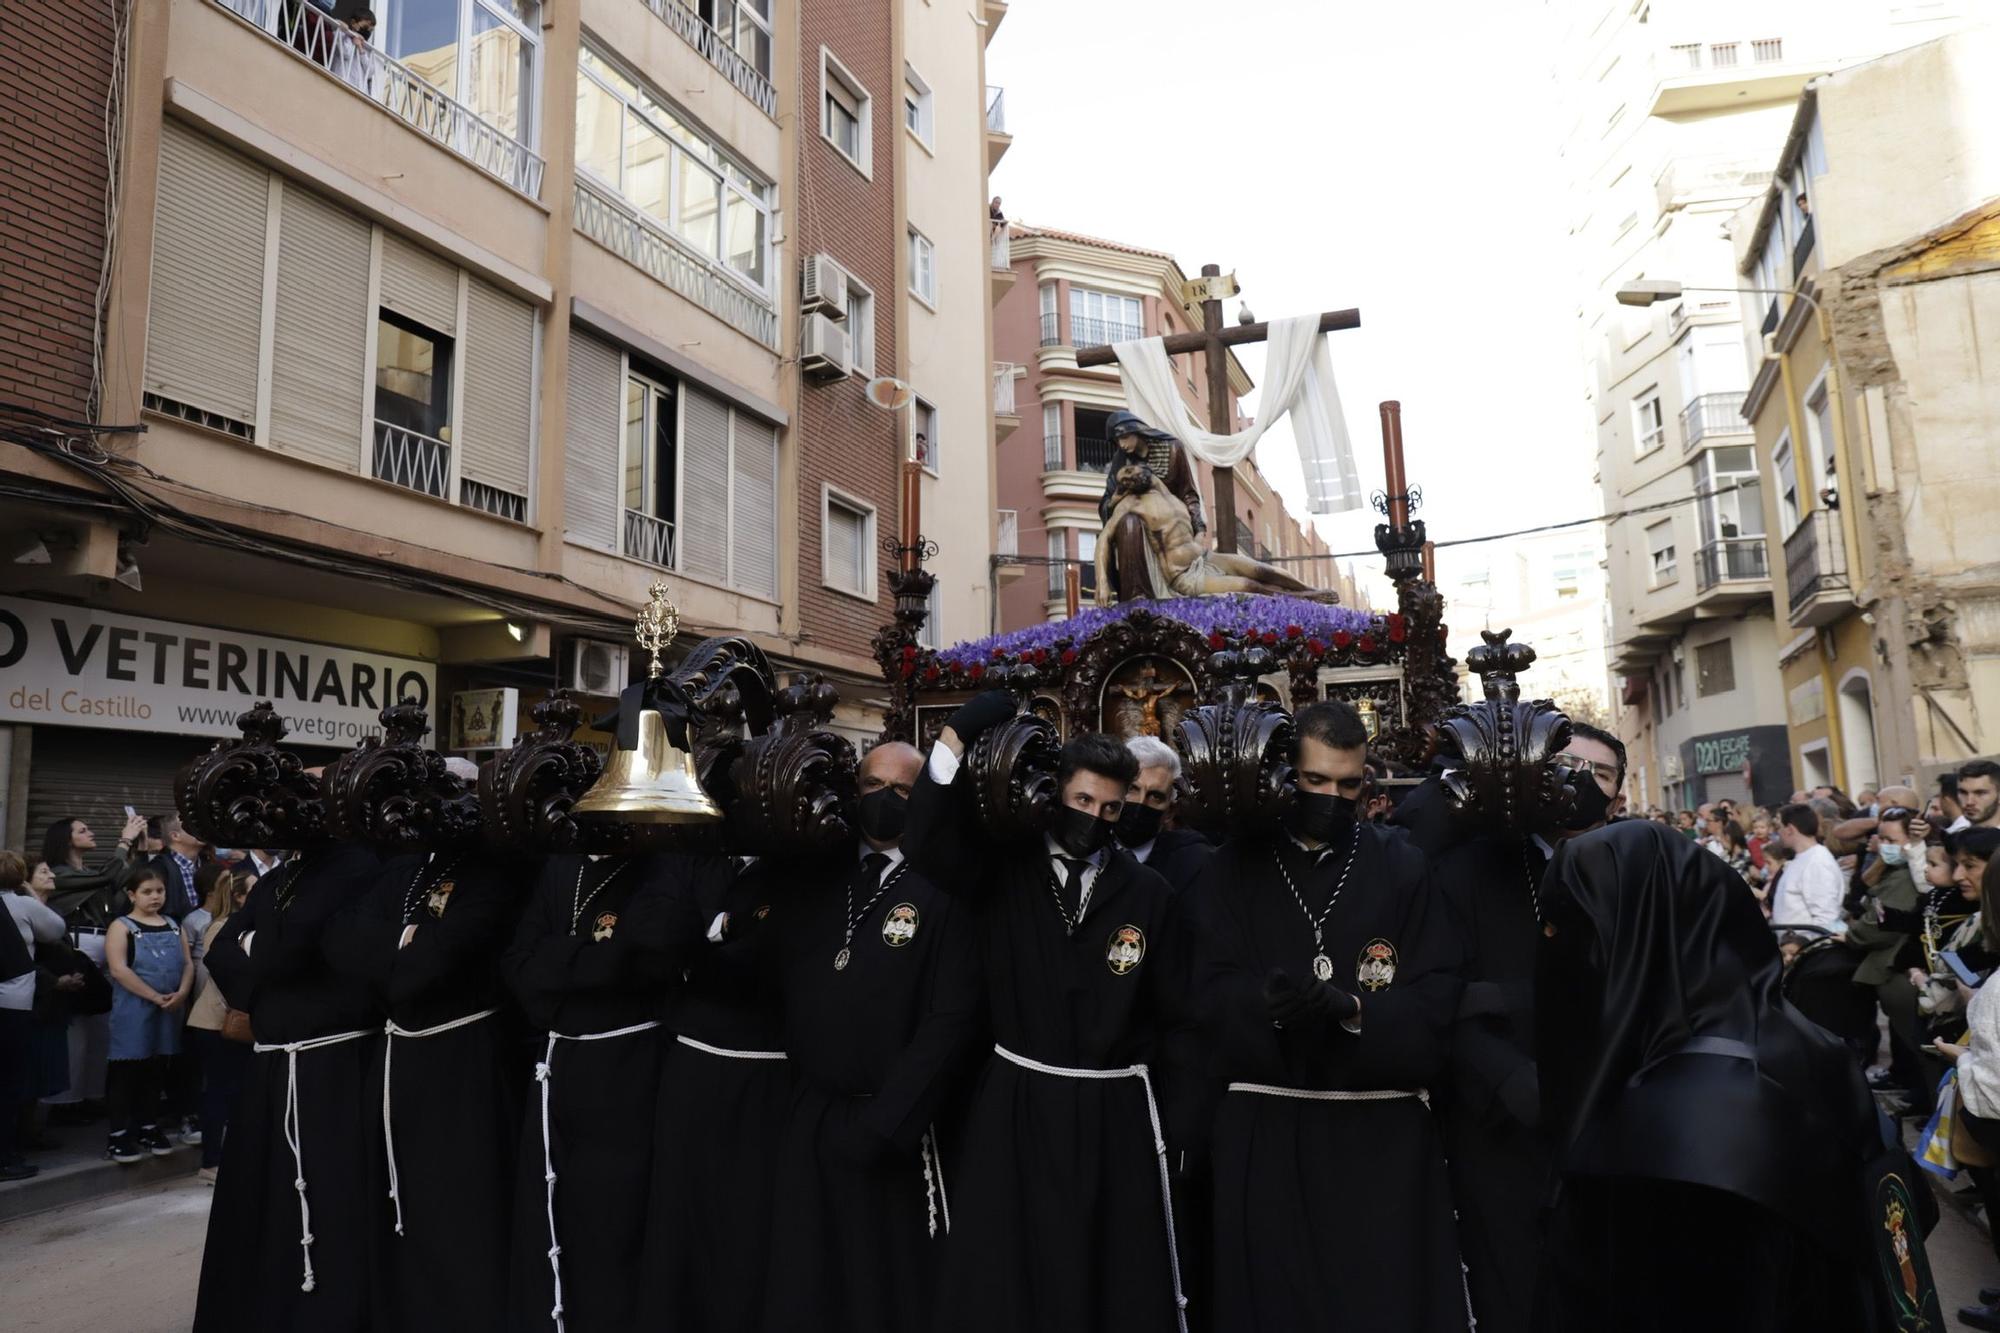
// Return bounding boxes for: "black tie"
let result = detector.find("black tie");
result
[859,852,891,891]
[1059,857,1089,921]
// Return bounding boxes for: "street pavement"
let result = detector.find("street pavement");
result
[1,1163,1997,1330]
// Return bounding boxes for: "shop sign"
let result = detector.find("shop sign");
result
[1693,732,1753,775]
[0,596,434,744]
[450,688,519,751]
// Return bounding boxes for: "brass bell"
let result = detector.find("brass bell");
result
[572,706,723,824]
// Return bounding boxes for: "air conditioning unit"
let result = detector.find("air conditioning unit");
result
[801,313,850,382]
[801,254,849,321]
[569,639,630,697]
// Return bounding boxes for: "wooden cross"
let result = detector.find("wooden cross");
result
[1073,263,1361,554]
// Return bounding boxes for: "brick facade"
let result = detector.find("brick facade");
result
[0,0,116,421]
[795,0,900,660]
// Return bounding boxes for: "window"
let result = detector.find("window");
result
[1773,432,1801,533]
[1038,281,1059,345]
[621,374,679,568]
[912,396,939,474]
[375,312,453,440]
[1697,446,1764,546]
[823,490,875,597]
[381,0,542,148]
[1805,378,1837,497]
[821,49,870,174]
[1042,402,1062,469]
[919,581,943,650]
[1695,639,1736,696]
[1076,529,1097,596]
[1646,519,1677,585]
[1071,288,1142,347]
[1550,548,1587,599]
[903,65,933,148]
[576,47,773,290]
[909,228,936,304]
[845,276,875,377]
[698,0,773,77]
[1632,388,1665,455]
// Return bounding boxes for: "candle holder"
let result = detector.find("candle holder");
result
[1373,487,1428,586]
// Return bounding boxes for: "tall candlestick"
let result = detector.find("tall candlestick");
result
[1065,563,1081,619]
[899,462,921,571]
[1422,540,1436,582]
[1379,401,1408,530]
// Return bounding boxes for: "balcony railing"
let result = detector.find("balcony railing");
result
[212,0,543,199]
[1043,431,1063,470]
[997,509,1019,558]
[1679,391,1749,451]
[623,508,677,569]
[1039,311,1061,347]
[1070,315,1144,349]
[1695,537,1769,591]
[1752,38,1784,63]
[1784,510,1850,616]
[373,421,449,499]
[574,178,778,348]
[1076,435,1118,473]
[986,86,1007,134]
[993,364,1018,416]
[461,478,526,523]
[638,0,778,118]
[1791,216,1816,279]
[990,228,1012,270]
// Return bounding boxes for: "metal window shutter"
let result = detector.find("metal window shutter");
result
[380,233,458,334]
[680,388,730,585]
[146,122,266,425]
[730,413,777,598]
[827,502,864,592]
[562,331,621,551]
[26,730,189,871]
[270,186,370,471]
[459,279,535,496]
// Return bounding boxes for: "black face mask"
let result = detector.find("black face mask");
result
[1051,804,1115,859]
[856,788,908,844]
[1558,769,1614,832]
[1114,802,1165,848]
[1287,791,1357,844]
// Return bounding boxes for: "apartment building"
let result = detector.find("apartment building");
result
[989,223,1347,633]
[0,0,1000,848]
[1730,29,2000,794]
[1439,531,1610,722]
[1552,0,1974,810]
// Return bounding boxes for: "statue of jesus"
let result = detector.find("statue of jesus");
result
[1096,410,1206,602]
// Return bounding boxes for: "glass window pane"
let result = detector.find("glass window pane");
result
[654,384,678,526]
[467,5,533,144]
[726,191,766,285]
[579,49,637,100]
[678,157,722,256]
[624,379,648,513]
[383,0,459,86]
[575,78,622,185]
[376,318,451,437]
[735,14,770,74]
[625,121,672,227]
[487,0,540,27]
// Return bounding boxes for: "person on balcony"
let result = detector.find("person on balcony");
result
[1096,410,1206,603]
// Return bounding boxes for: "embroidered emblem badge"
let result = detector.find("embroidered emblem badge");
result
[883,903,919,947]
[1106,924,1146,976]
[425,880,456,919]
[592,911,618,943]
[1874,1174,1944,1330]
[1355,938,1398,992]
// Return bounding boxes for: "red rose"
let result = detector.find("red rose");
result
[1387,614,1408,643]
[1033,649,1050,665]
[1260,630,1278,646]
[1306,638,1327,655]
[899,660,916,679]
[901,644,918,662]
[1285,624,1303,639]
[1332,630,1353,650]
[1207,632,1227,650]
[1018,652,1034,665]
[968,663,984,682]
[991,648,1007,661]
[1060,648,1079,666]
[922,665,941,684]
[1357,635,1378,655]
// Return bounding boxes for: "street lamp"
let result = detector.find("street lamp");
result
[1614,279,1823,315]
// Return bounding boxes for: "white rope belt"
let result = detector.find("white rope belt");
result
[674,1034,788,1060]
[382,1008,499,1237]
[536,1021,662,1333]
[994,1043,1189,1333]
[252,1028,374,1292]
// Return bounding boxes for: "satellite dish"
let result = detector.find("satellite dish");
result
[865,376,915,412]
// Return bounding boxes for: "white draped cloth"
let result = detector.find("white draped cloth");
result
[1112,315,1364,515]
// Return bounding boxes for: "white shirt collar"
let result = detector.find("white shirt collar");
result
[1128,838,1158,864]
[1530,833,1556,861]
[861,842,906,872]
[1046,834,1107,869]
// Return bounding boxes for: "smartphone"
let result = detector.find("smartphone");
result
[1942,950,1988,988]
[1922,1044,1942,1056]
[124,805,138,822]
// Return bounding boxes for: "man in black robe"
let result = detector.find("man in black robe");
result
[1113,734,1214,894]
[502,849,719,1333]
[1181,700,1466,1332]
[905,695,1192,1333]
[322,848,527,1333]
[196,842,385,1333]
[761,740,982,1333]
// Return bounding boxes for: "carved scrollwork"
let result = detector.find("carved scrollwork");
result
[964,713,1062,842]
[674,636,779,742]
[1173,648,1295,840]
[481,691,623,853]
[175,702,328,850]
[1375,579,1456,769]
[1060,609,1216,738]
[1434,629,1575,833]
[322,704,480,851]
[723,672,858,856]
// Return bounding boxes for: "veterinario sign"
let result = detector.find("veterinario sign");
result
[0,597,435,744]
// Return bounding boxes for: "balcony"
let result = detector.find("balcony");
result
[1679,391,1750,452]
[1076,435,1117,473]
[1647,36,1808,117]
[637,0,778,118]
[993,363,1020,441]
[1069,315,1145,350]
[623,508,677,569]
[1791,216,1817,281]
[211,0,543,199]
[985,86,1011,170]
[1784,510,1853,626]
[989,227,1016,302]
[1694,537,1769,593]
[373,421,449,500]
[574,178,778,348]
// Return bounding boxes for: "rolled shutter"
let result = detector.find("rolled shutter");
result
[269,185,370,471]
[562,331,621,551]
[730,414,778,599]
[680,388,730,584]
[459,279,535,499]
[380,234,458,334]
[146,122,266,427]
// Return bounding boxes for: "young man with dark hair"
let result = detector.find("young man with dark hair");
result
[1180,700,1464,1331]
[905,694,1190,1333]
[1560,722,1628,827]
[1775,803,1846,933]
[1940,772,1966,833]
[1958,760,2000,832]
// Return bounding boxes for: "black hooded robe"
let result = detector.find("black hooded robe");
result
[759,848,982,1333]
[501,852,713,1333]
[321,851,529,1333]
[1535,821,1929,1333]
[903,765,1192,1333]
[195,843,385,1333]
[1182,828,1467,1333]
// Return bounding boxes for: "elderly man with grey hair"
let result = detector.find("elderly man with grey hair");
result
[1112,735,1214,893]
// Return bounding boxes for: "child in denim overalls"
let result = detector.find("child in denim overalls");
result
[104,866,192,1163]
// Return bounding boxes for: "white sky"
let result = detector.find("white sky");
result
[987,0,1603,596]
